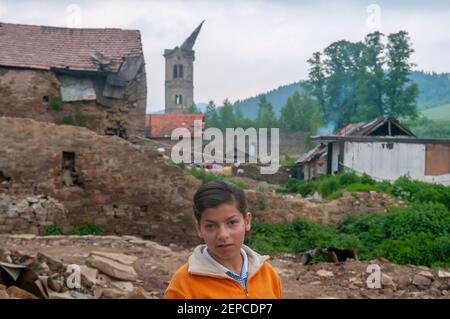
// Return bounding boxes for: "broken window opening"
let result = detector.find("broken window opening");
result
[105,121,128,139]
[175,94,183,105]
[42,96,50,104]
[62,152,81,187]
[0,171,11,190]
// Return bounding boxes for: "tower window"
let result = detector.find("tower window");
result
[173,64,184,79]
[175,95,183,105]
[179,65,184,78]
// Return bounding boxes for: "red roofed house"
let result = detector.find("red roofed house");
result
[0,22,146,138]
[145,113,204,138]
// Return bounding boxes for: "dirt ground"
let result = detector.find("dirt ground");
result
[1,234,449,299]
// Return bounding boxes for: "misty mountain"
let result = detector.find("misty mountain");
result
[230,71,450,120]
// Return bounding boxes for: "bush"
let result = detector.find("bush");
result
[392,176,450,209]
[257,195,266,210]
[360,173,376,185]
[174,160,186,170]
[74,112,87,127]
[50,98,62,111]
[69,223,106,236]
[277,178,317,197]
[247,218,362,256]
[249,201,450,267]
[375,233,450,266]
[281,154,296,167]
[224,177,249,190]
[43,224,64,236]
[190,167,224,184]
[337,171,361,186]
[63,116,76,126]
[318,179,339,198]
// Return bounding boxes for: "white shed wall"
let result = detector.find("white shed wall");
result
[343,142,450,185]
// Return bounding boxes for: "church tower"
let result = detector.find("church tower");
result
[164,21,204,114]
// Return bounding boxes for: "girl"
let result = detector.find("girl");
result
[165,181,282,299]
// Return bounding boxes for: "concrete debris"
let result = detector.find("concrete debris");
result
[412,274,433,286]
[2,235,450,299]
[86,253,138,281]
[438,270,450,278]
[316,270,334,277]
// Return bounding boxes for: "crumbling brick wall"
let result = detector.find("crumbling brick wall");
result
[0,117,201,246]
[0,194,70,234]
[0,66,146,138]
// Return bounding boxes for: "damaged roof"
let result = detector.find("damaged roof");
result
[335,117,415,137]
[297,117,416,164]
[0,22,143,72]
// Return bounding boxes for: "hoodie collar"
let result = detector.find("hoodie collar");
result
[188,244,269,279]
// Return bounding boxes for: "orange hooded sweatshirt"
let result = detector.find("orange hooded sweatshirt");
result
[164,244,282,299]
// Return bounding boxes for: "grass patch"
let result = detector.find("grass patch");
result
[247,202,450,267]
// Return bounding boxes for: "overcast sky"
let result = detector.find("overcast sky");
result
[1,0,449,113]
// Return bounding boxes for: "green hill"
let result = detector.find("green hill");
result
[421,103,450,120]
[232,71,450,120]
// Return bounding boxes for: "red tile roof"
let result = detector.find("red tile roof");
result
[0,22,143,72]
[145,114,204,138]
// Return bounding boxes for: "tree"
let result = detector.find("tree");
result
[385,31,418,119]
[204,100,220,128]
[307,52,327,122]
[306,30,418,129]
[234,105,254,128]
[280,92,321,133]
[279,96,297,130]
[355,31,386,121]
[218,98,236,129]
[322,40,365,128]
[255,95,278,128]
[187,103,200,114]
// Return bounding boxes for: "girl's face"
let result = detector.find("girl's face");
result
[196,202,251,266]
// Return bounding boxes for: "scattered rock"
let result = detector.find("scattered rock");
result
[102,288,126,299]
[80,265,98,288]
[412,274,432,286]
[6,286,39,299]
[38,262,50,273]
[110,281,135,293]
[316,270,334,277]
[381,274,396,290]
[0,290,9,299]
[396,275,412,289]
[49,290,95,299]
[37,252,65,273]
[86,254,138,281]
[438,270,450,278]
[121,287,149,299]
[47,277,63,292]
[89,251,138,268]
[378,257,390,263]
[418,271,434,281]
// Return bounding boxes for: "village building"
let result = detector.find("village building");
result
[296,117,450,185]
[0,22,147,138]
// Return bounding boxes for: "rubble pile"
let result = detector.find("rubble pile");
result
[0,244,157,299]
[272,253,450,299]
[1,234,450,299]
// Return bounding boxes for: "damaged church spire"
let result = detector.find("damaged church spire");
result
[180,20,205,51]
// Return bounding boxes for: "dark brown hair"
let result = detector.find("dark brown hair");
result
[193,181,247,222]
